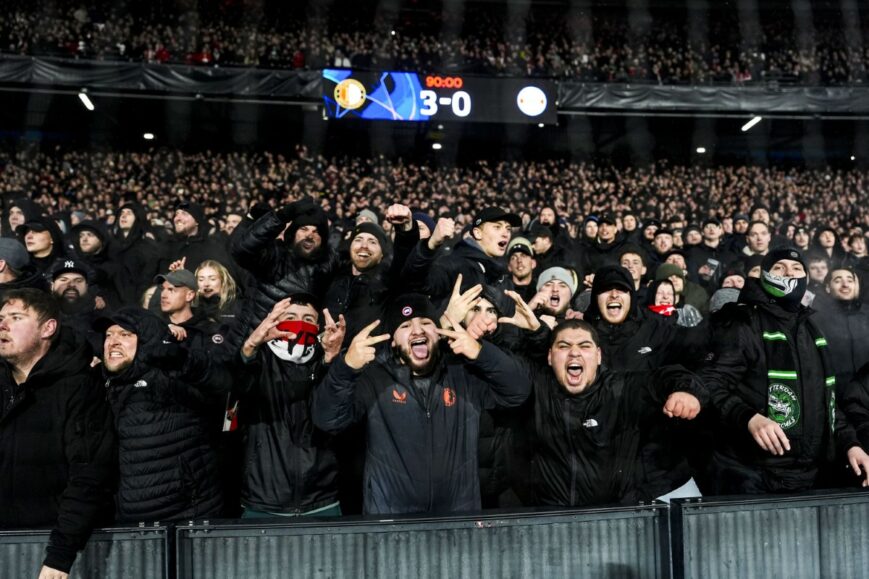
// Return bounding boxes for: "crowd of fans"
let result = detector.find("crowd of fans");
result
[3,143,869,577]
[2,0,869,84]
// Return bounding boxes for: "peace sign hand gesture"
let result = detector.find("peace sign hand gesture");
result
[435,313,483,360]
[344,320,391,370]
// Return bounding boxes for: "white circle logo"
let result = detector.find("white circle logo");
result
[401,306,413,317]
[516,86,547,117]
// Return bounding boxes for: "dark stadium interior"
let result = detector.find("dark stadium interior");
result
[5,1,869,578]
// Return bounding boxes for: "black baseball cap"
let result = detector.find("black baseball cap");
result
[473,207,521,228]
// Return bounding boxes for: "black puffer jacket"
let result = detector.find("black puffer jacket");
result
[102,308,232,522]
[0,328,115,573]
[313,342,531,515]
[529,364,706,507]
[231,210,337,332]
[235,345,337,514]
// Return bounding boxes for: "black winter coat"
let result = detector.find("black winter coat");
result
[104,311,232,521]
[529,365,705,507]
[324,224,419,344]
[235,348,337,513]
[406,238,515,315]
[0,329,115,573]
[230,211,337,333]
[701,280,860,492]
[813,299,869,392]
[110,204,162,305]
[312,342,532,515]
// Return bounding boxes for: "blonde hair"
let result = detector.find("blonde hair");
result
[195,260,237,313]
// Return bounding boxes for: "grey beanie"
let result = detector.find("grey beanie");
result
[710,287,740,313]
[536,266,579,296]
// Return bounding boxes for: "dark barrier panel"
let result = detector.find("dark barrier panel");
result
[6,55,869,114]
[176,505,670,579]
[0,525,170,579]
[672,491,869,579]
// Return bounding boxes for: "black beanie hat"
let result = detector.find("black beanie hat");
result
[761,247,805,274]
[591,265,635,298]
[176,201,206,226]
[351,222,388,250]
[385,293,438,335]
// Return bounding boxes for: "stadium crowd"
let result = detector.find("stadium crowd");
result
[2,0,868,84]
[3,144,869,577]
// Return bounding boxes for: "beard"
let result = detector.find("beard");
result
[396,342,441,376]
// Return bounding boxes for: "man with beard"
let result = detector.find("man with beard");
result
[167,201,242,283]
[312,293,531,514]
[49,259,103,353]
[231,196,337,331]
[701,248,869,494]
[324,204,419,345]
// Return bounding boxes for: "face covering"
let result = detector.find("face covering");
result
[266,320,319,364]
[761,270,808,312]
[648,304,676,317]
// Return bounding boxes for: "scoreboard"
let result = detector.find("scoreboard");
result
[322,69,557,124]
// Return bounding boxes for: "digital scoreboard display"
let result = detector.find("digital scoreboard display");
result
[322,69,557,124]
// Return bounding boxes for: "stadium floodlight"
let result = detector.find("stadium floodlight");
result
[538,123,545,128]
[741,116,762,132]
[696,147,706,154]
[78,92,95,111]
[851,155,857,161]
[432,143,442,150]
[143,133,155,140]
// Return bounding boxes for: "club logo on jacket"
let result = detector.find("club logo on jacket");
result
[768,383,800,430]
[638,346,652,355]
[583,418,599,428]
[134,380,148,388]
[392,387,408,404]
[212,334,224,344]
[442,387,456,407]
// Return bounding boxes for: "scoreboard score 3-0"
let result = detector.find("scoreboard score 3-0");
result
[323,69,557,124]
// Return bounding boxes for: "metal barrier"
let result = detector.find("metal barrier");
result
[175,505,671,579]
[672,491,869,579]
[0,524,170,579]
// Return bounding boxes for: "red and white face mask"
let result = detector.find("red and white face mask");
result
[267,320,319,364]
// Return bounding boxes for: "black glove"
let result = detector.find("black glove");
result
[248,201,271,221]
[142,342,189,371]
[276,195,317,223]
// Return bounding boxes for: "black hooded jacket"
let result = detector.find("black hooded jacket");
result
[312,342,531,515]
[20,216,67,275]
[230,210,338,334]
[2,197,43,238]
[110,203,162,305]
[0,328,115,573]
[813,298,869,391]
[101,308,232,521]
[71,220,121,307]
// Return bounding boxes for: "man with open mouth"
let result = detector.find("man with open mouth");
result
[519,318,705,507]
[313,293,531,515]
[408,206,522,318]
